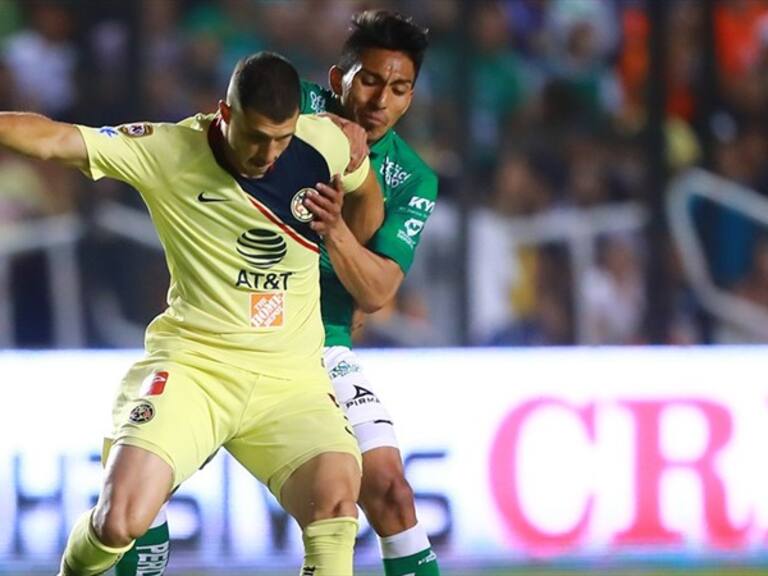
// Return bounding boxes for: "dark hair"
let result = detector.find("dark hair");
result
[231,52,299,121]
[338,10,430,79]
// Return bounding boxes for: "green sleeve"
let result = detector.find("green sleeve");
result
[367,171,438,274]
[299,80,330,114]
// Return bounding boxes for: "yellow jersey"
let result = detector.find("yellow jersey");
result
[77,114,370,378]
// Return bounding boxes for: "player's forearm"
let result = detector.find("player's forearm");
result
[344,170,384,244]
[0,112,87,168]
[343,194,383,245]
[324,225,401,313]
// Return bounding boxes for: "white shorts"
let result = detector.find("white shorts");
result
[324,346,398,453]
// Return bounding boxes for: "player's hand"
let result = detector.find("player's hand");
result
[305,175,346,239]
[320,112,368,174]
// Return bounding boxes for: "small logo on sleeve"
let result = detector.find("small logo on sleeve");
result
[404,218,425,236]
[139,371,168,396]
[129,402,155,424]
[118,123,154,138]
[408,196,435,213]
[98,126,118,138]
[397,218,424,248]
[250,292,285,328]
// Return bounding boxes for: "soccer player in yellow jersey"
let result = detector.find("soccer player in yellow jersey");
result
[0,52,383,576]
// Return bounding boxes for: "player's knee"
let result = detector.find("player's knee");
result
[316,480,360,520]
[362,469,415,515]
[93,505,150,547]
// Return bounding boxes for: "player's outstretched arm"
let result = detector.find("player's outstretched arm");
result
[305,176,403,313]
[0,112,88,170]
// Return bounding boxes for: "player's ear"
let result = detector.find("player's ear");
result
[218,100,231,122]
[329,66,344,96]
[400,87,415,116]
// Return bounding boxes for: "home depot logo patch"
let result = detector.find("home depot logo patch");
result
[250,292,284,328]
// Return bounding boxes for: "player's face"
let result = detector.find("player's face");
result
[334,48,416,143]
[220,102,298,178]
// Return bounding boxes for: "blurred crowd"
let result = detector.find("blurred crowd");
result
[3,0,768,348]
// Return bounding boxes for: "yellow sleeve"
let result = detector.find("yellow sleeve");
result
[295,115,372,194]
[339,155,370,194]
[76,122,163,189]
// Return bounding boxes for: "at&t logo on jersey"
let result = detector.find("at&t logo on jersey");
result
[236,229,287,269]
[380,156,412,188]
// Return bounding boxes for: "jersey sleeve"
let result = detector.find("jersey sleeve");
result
[339,155,371,193]
[368,170,438,274]
[297,115,371,194]
[299,80,329,115]
[75,122,164,190]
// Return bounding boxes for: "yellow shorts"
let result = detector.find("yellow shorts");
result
[110,354,361,500]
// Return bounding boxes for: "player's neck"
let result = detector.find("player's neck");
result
[209,116,261,180]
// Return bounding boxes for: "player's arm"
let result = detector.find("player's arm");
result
[0,112,88,169]
[341,167,384,245]
[306,176,403,313]
[320,112,369,175]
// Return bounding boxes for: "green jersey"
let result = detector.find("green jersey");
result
[300,80,439,347]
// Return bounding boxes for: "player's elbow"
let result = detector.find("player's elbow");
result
[356,290,393,314]
[36,144,57,162]
[357,298,385,314]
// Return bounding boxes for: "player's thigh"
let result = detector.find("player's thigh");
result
[280,450,361,529]
[94,443,173,532]
[225,374,361,504]
[112,359,230,488]
[324,346,399,453]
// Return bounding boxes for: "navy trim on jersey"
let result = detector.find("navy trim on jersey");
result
[207,117,328,246]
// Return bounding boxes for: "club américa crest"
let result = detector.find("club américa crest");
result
[129,402,155,424]
[291,188,315,223]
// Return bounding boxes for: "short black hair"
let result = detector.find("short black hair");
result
[338,10,430,79]
[231,52,299,122]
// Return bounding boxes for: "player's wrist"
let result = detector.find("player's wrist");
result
[323,220,354,248]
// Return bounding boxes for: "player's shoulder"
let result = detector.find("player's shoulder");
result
[176,113,215,132]
[106,113,210,145]
[380,131,438,198]
[295,114,348,156]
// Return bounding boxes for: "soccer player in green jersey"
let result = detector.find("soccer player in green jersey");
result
[0,52,384,576]
[303,11,441,576]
